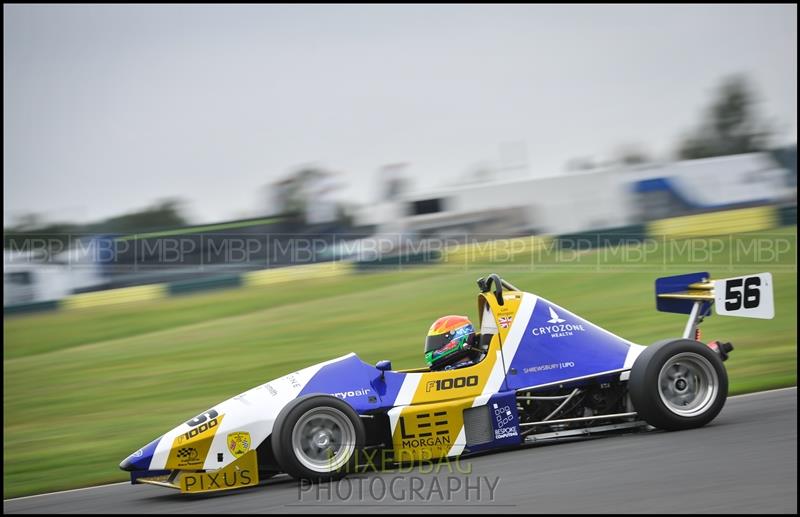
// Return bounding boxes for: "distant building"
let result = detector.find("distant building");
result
[357,152,794,238]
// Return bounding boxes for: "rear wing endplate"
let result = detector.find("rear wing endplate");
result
[656,272,775,320]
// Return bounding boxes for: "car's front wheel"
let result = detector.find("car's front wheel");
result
[629,338,728,431]
[271,395,365,481]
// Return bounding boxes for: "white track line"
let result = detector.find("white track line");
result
[728,386,796,399]
[4,386,796,503]
[3,482,129,502]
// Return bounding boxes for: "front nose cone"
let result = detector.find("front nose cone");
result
[119,437,161,471]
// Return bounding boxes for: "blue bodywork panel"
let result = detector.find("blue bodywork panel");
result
[298,354,391,412]
[505,297,634,390]
[465,391,522,453]
[655,271,712,315]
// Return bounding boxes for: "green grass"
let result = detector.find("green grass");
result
[3,228,796,498]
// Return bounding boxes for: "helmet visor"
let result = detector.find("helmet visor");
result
[424,324,475,367]
[424,323,475,352]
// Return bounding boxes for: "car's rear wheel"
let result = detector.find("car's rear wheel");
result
[272,395,365,481]
[629,338,728,431]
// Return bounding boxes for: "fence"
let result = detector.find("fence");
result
[4,204,796,316]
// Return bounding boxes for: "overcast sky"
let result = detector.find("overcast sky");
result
[4,4,797,225]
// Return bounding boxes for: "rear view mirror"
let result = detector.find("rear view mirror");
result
[375,360,392,372]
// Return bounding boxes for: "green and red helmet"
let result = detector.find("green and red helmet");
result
[424,315,476,370]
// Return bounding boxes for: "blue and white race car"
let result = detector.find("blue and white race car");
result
[120,272,774,493]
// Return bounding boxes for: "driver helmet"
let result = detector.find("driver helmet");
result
[424,315,477,370]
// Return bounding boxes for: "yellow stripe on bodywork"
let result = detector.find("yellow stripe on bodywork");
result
[390,292,523,462]
[658,290,715,301]
[392,398,477,463]
[140,451,261,493]
[482,291,523,345]
[62,284,167,310]
[165,415,225,470]
[136,440,259,494]
[177,450,258,493]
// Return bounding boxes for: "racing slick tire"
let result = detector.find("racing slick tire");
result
[629,338,728,431]
[271,394,365,481]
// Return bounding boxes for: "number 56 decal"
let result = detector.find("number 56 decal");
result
[714,273,774,319]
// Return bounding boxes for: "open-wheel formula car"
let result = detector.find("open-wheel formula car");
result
[120,271,774,493]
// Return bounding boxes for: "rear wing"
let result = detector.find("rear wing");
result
[656,272,774,338]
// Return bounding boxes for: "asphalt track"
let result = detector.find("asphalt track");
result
[5,387,797,514]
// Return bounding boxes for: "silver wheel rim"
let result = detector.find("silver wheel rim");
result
[658,352,719,417]
[291,407,355,473]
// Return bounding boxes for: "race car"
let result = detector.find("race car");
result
[120,271,775,493]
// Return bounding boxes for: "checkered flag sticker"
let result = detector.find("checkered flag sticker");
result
[176,447,197,459]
